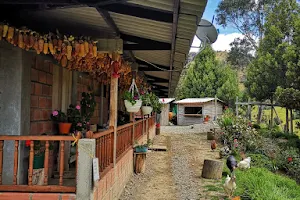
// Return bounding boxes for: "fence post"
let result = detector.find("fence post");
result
[109,76,118,167]
[76,139,96,200]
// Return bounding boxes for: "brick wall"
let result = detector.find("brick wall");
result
[77,74,109,126]
[30,56,53,135]
[91,122,156,200]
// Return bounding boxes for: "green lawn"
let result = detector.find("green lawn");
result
[251,106,300,135]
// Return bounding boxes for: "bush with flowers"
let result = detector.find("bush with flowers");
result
[50,110,68,123]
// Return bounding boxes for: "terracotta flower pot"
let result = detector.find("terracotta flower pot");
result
[58,123,72,134]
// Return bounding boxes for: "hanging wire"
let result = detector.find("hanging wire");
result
[135,56,181,72]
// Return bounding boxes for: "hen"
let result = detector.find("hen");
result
[237,157,251,170]
[211,140,217,151]
[223,174,236,198]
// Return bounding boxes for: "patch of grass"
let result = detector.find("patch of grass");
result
[204,184,223,192]
[234,167,300,200]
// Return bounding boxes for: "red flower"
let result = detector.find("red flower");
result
[156,123,160,128]
[25,140,31,147]
[287,157,293,163]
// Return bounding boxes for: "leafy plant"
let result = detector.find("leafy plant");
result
[80,92,96,123]
[50,110,68,123]
[149,93,163,113]
[134,139,153,148]
[141,93,151,106]
[67,104,84,131]
[123,90,140,105]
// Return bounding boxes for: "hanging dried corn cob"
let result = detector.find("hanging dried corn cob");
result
[29,31,35,48]
[43,36,49,54]
[48,39,54,55]
[61,55,68,67]
[33,34,39,53]
[18,30,24,49]
[84,39,89,55]
[38,36,44,53]
[67,43,72,60]
[7,26,14,43]
[3,24,8,38]
[74,40,80,56]
[92,41,98,57]
[13,29,19,46]
[79,41,85,57]
[23,31,30,50]
[57,37,62,52]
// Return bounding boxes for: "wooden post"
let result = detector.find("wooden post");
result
[286,107,289,133]
[201,159,223,179]
[270,99,274,128]
[290,109,293,133]
[99,83,104,126]
[214,95,217,121]
[134,153,146,173]
[235,97,239,116]
[109,76,118,167]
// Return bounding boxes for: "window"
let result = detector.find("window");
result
[184,107,202,114]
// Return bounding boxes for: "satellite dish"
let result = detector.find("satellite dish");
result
[195,19,218,52]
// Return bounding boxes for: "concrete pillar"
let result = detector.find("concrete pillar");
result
[0,42,32,184]
[76,139,95,200]
[109,76,118,166]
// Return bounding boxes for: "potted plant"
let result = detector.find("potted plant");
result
[67,104,84,132]
[141,93,153,115]
[150,93,163,114]
[80,92,96,131]
[51,110,72,134]
[123,90,142,113]
[134,139,152,153]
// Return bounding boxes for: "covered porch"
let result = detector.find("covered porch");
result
[0,0,207,199]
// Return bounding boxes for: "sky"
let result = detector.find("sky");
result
[190,0,244,52]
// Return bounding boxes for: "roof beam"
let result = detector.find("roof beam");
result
[137,60,169,71]
[168,0,180,97]
[96,7,120,36]
[98,2,173,23]
[145,75,169,83]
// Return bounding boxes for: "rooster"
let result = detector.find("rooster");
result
[223,174,236,198]
[226,155,238,173]
[211,140,217,151]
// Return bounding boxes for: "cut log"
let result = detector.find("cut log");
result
[207,131,215,140]
[202,159,223,179]
[134,153,146,173]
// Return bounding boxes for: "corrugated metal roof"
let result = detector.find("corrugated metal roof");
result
[159,98,175,104]
[174,98,224,104]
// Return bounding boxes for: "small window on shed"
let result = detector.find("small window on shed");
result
[184,107,202,114]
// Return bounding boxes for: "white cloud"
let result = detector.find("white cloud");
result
[189,33,244,52]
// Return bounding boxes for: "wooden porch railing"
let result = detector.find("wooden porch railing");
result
[0,115,156,193]
[0,135,76,193]
[93,128,114,175]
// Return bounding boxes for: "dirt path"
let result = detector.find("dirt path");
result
[120,124,227,200]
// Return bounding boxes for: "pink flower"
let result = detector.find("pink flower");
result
[234,139,238,148]
[52,110,58,116]
[76,105,81,110]
[77,123,82,127]
[133,96,138,100]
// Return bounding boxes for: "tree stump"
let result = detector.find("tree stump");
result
[134,153,146,173]
[207,131,215,140]
[201,159,223,179]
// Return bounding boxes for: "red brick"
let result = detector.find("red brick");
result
[33,109,41,121]
[43,61,50,73]
[42,85,50,96]
[31,82,35,94]
[30,108,34,120]
[46,73,53,85]
[44,121,52,132]
[32,193,59,200]
[41,110,49,120]
[31,95,39,108]
[34,83,42,95]
[49,86,52,96]
[37,122,45,134]
[39,97,48,108]
[49,63,53,74]
[35,56,43,70]
[31,68,39,82]
[30,122,38,135]
[47,98,52,108]
[0,192,30,200]
[38,71,47,84]
[61,194,76,200]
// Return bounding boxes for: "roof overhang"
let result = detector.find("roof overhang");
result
[0,0,208,97]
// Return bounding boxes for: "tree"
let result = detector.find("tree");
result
[245,0,300,101]
[178,46,239,106]
[227,37,255,69]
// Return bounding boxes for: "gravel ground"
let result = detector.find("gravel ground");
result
[120,123,225,200]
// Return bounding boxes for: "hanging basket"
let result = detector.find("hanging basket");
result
[124,78,142,113]
[125,100,142,113]
[142,106,153,115]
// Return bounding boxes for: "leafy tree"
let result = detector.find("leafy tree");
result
[177,46,239,106]
[246,0,300,101]
[227,38,255,69]
[276,87,300,110]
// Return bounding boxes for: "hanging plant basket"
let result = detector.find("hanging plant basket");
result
[125,100,142,113]
[124,78,142,113]
[142,106,153,115]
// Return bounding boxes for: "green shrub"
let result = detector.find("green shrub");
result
[234,167,300,200]
[252,123,261,129]
[247,153,277,172]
